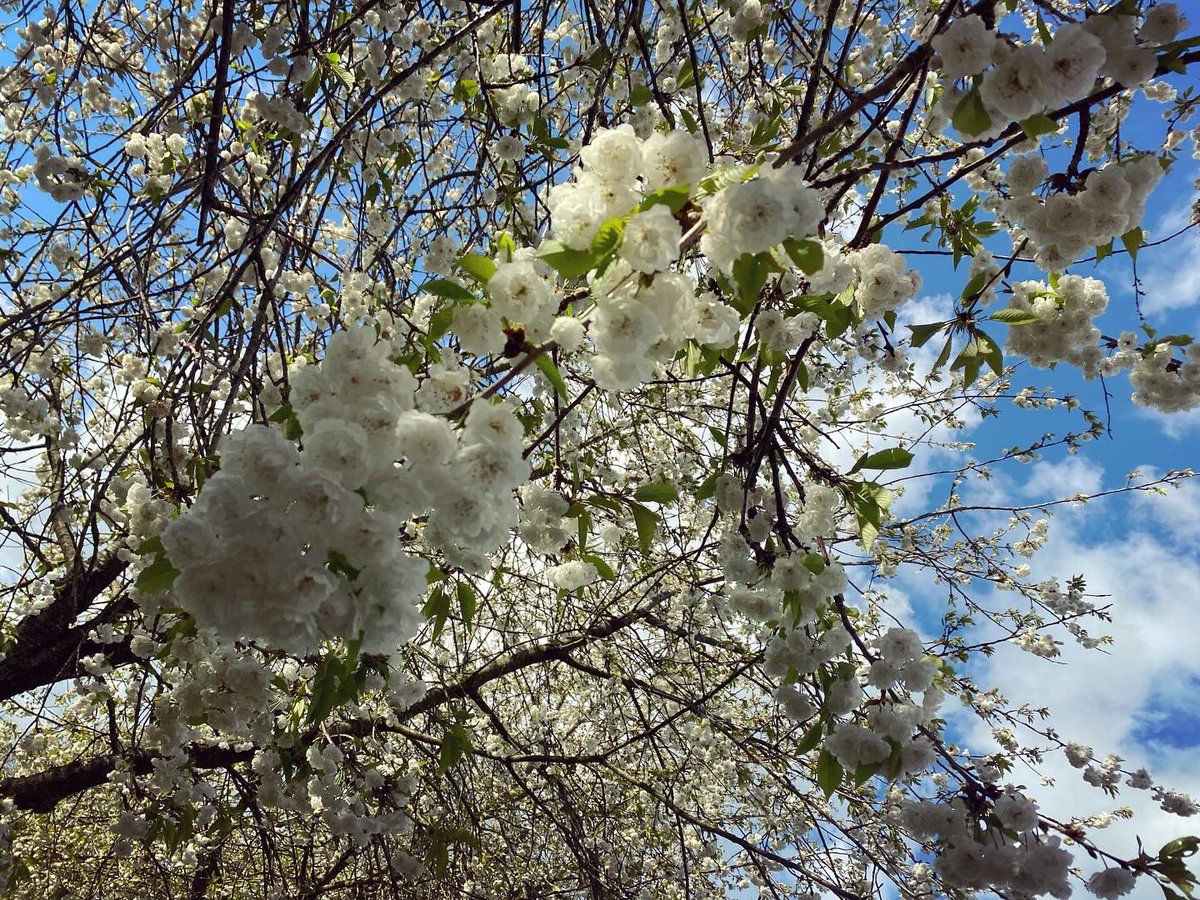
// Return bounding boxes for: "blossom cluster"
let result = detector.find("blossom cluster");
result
[934,8,1184,135]
[848,243,923,319]
[902,794,1077,898]
[1002,155,1164,271]
[1004,275,1108,377]
[700,164,824,274]
[161,326,527,654]
[1102,339,1200,413]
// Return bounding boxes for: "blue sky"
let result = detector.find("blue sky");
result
[878,120,1200,889]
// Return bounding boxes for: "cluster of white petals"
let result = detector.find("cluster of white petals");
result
[902,795,1073,898]
[162,326,527,654]
[1004,275,1108,377]
[849,244,923,319]
[700,166,824,274]
[935,8,1184,136]
[1003,155,1163,271]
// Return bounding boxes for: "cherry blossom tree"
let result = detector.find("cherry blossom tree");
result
[1,0,1199,896]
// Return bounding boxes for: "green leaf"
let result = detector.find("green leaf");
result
[961,272,987,300]
[452,78,479,103]
[535,354,568,401]
[427,305,454,342]
[139,534,165,555]
[591,216,625,258]
[976,329,1005,377]
[694,473,718,502]
[800,553,825,574]
[783,238,824,275]
[324,53,354,89]
[439,722,472,773]
[952,86,992,137]
[420,278,475,302]
[634,482,679,503]
[816,748,843,797]
[1036,11,1053,44]
[847,447,913,475]
[886,738,905,779]
[989,307,1040,325]
[853,761,880,786]
[1121,226,1144,263]
[848,480,893,549]
[628,501,659,555]
[537,240,596,278]
[581,553,616,581]
[629,81,653,106]
[458,252,496,284]
[304,646,360,728]
[908,322,946,349]
[136,553,179,594]
[1019,113,1059,140]
[932,334,954,371]
[495,231,517,262]
[677,59,698,90]
[456,582,477,629]
[796,720,823,754]
[732,252,771,313]
[638,185,691,214]
[1095,240,1113,264]
[422,585,451,639]
[1160,837,1200,860]
[680,106,699,134]
[268,401,303,441]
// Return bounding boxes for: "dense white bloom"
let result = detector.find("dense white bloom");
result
[579,125,642,180]
[488,259,554,331]
[827,722,890,768]
[548,181,607,250]
[1039,24,1106,109]
[1007,154,1048,193]
[493,134,525,162]
[993,789,1040,833]
[1140,4,1185,44]
[1005,276,1107,376]
[620,203,682,274]
[162,326,529,655]
[981,46,1048,123]
[1087,868,1137,899]
[641,130,708,190]
[549,315,586,351]
[932,15,997,80]
[549,560,599,590]
[1065,742,1093,768]
[851,244,922,318]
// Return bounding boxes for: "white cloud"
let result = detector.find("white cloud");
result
[955,460,1200,896]
[1134,403,1200,439]
[1015,454,1106,500]
[1131,470,1200,545]
[1138,200,1200,316]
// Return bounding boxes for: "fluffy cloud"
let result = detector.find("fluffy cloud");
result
[955,456,1200,896]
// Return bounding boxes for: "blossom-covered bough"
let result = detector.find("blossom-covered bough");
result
[1,0,1199,895]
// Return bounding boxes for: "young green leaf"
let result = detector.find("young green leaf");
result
[989,308,1040,325]
[458,252,497,284]
[535,354,568,401]
[847,447,914,475]
[634,482,679,503]
[816,748,843,797]
[420,278,476,302]
[537,240,596,278]
[782,238,824,275]
[952,87,992,137]
[628,501,659,555]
